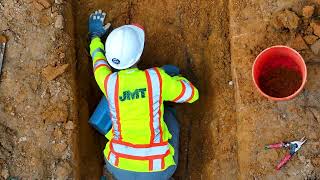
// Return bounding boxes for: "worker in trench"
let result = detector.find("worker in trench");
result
[88,10,199,180]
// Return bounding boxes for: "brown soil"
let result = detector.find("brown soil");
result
[302,6,315,18]
[259,68,303,98]
[230,0,320,179]
[0,0,320,179]
[312,22,320,37]
[0,0,77,179]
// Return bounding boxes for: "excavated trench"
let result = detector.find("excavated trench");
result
[1,0,320,179]
[70,0,319,179]
[72,0,237,179]
[69,0,320,179]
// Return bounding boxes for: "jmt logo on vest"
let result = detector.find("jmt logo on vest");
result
[119,88,147,102]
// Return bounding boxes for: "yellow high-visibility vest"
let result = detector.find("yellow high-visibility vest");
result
[90,37,199,172]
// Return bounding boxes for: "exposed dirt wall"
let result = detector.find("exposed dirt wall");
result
[73,0,131,179]
[0,0,77,179]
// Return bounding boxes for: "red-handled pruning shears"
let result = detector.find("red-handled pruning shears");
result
[265,137,307,170]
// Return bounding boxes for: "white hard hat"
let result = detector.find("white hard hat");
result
[105,24,145,70]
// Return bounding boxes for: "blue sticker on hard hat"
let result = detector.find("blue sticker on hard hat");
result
[112,58,120,64]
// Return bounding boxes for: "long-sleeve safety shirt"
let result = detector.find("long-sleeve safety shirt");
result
[90,37,199,172]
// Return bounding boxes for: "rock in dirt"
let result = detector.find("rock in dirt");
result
[55,162,71,180]
[271,10,300,30]
[42,64,69,81]
[33,0,52,11]
[311,22,320,37]
[55,0,63,4]
[18,136,27,143]
[55,15,64,29]
[65,121,74,130]
[287,34,309,50]
[311,39,320,55]
[304,35,319,45]
[302,6,315,18]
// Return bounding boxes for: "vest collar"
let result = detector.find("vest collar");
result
[121,68,139,74]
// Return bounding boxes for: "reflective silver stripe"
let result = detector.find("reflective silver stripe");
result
[91,47,105,58]
[146,68,161,143]
[112,143,169,157]
[93,60,109,70]
[109,152,117,165]
[175,80,193,103]
[107,73,120,140]
[152,159,162,171]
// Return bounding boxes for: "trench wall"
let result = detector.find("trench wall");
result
[73,0,238,179]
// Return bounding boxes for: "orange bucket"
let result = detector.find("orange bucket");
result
[252,46,307,101]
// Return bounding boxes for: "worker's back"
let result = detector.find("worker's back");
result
[90,37,199,172]
[102,67,198,172]
[104,68,172,145]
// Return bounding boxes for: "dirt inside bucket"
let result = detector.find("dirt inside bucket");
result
[259,68,303,98]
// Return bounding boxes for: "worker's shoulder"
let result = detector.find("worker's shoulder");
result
[143,67,172,79]
[116,67,165,77]
[143,67,166,74]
